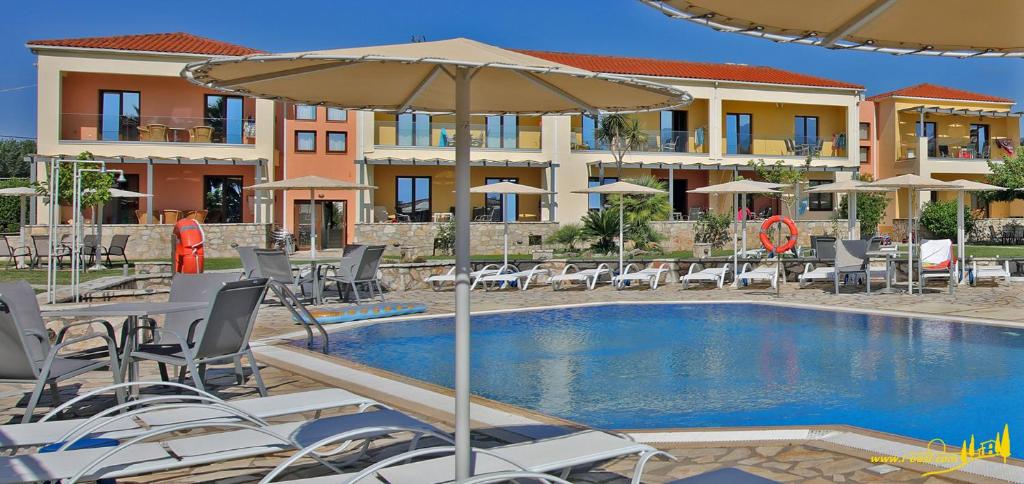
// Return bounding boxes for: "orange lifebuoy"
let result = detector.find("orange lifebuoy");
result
[172,219,205,273]
[758,215,799,254]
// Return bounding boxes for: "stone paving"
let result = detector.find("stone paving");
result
[3,279,1020,482]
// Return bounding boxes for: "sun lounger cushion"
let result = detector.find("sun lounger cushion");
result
[292,303,427,325]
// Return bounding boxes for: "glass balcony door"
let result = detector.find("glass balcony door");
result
[726,113,752,155]
[396,176,431,222]
[794,116,819,155]
[205,95,244,144]
[203,175,243,223]
[970,124,990,158]
[660,110,688,152]
[915,121,937,157]
[485,115,518,149]
[485,177,518,222]
[295,200,347,250]
[397,113,431,146]
[100,90,140,141]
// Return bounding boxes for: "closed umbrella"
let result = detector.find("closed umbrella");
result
[806,179,894,240]
[246,175,376,304]
[871,174,956,293]
[642,0,1024,58]
[573,181,665,274]
[469,182,552,268]
[690,180,782,284]
[186,38,690,479]
[0,186,40,268]
[948,179,1006,281]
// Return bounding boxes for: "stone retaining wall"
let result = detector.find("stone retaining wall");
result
[23,224,271,259]
[651,219,852,252]
[892,217,1024,242]
[355,222,560,258]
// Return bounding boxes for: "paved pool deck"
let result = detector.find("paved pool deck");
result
[2,280,1021,482]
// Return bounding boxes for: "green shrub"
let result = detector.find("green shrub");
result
[694,212,732,249]
[0,179,31,233]
[920,200,974,240]
[434,219,455,255]
[549,223,587,251]
[839,191,889,237]
[582,209,619,254]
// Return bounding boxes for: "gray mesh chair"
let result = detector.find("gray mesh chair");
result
[31,234,69,268]
[0,236,30,268]
[236,246,260,279]
[0,281,123,422]
[834,239,870,295]
[253,249,318,301]
[104,234,130,265]
[326,245,385,304]
[122,278,271,396]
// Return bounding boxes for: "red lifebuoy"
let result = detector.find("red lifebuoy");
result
[758,216,799,254]
[173,219,205,273]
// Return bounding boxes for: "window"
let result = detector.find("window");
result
[204,176,244,223]
[794,116,819,152]
[859,146,870,164]
[859,122,870,140]
[327,131,347,153]
[807,180,834,211]
[485,177,518,221]
[579,114,601,150]
[915,121,937,157]
[295,104,317,120]
[587,176,618,210]
[725,113,752,154]
[102,174,140,224]
[397,113,431,146]
[99,91,140,141]
[970,124,990,158]
[659,110,688,152]
[396,176,431,222]
[485,115,518,148]
[327,108,348,122]
[205,95,244,144]
[295,131,316,152]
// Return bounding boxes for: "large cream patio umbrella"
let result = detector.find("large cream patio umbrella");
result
[187,37,693,479]
[0,186,41,268]
[690,180,783,284]
[948,179,1006,279]
[469,181,552,268]
[641,0,1024,58]
[871,174,957,293]
[573,181,665,274]
[806,179,894,240]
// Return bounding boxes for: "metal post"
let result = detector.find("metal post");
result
[732,192,739,286]
[668,166,675,220]
[618,196,625,274]
[453,65,472,482]
[309,188,318,304]
[957,189,965,284]
[502,193,509,268]
[146,159,154,224]
[46,157,59,303]
[907,189,914,294]
[548,163,556,222]
[849,191,858,240]
[17,196,27,269]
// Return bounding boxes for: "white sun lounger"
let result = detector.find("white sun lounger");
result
[0,382,377,450]
[612,263,671,290]
[972,260,1012,285]
[737,263,778,288]
[425,264,501,291]
[798,263,834,287]
[265,430,672,484]
[478,265,550,291]
[0,409,449,483]
[548,263,611,291]
[680,263,730,289]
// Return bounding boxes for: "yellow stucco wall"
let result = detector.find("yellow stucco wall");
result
[373,113,542,149]
[370,165,547,220]
[894,100,1018,160]
[720,101,847,158]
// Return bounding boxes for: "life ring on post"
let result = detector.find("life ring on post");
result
[758,215,799,254]
[172,219,205,273]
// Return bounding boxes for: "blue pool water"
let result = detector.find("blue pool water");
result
[298,303,1024,443]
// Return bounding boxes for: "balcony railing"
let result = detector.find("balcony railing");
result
[900,136,1018,161]
[374,121,541,150]
[725,135,847,158]
[60,113,257,145]
[570,129,710,153]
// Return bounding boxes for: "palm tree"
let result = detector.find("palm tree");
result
[595,114,648,178]
[609,175,670,251]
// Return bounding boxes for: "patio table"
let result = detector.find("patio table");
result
[44,302,209,391]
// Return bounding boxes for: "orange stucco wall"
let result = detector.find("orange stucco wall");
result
[858,101,877,178]
[104,162,258,223]
[283,105,357,245]
[60,72,257,142]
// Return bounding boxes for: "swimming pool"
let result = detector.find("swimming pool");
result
[298,303,1024,443]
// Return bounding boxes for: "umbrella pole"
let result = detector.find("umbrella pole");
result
[619,195,624,274]
[733,193,738,286]
[849,192,858,240]
[502,193,509,268]
[18,196,26,269]
[92,203,105,270]
[907,190,914,294]
[957,190,965,284]
[453,66,472,482]
[310,188,318,304]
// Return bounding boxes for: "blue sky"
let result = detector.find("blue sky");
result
[1,0,1021,139]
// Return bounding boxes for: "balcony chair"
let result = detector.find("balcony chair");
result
[137,124,168,142]
[162,209,181,224]
[134,209,150,224]
[190,126,214,143]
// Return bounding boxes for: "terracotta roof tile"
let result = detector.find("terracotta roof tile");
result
[866,83,1012,103]
[27,32,263,56]
[517,49,862,90]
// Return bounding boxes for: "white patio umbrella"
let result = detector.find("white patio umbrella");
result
[871,174,957,293]
[573,181,666,274]
[641,0,1024,58]
[0,186,40,268]
[690,180,783,284]
[246,175,376,303]
[469,182,552,268]
[806,179,894,240]
[185,37,690,479]
[948,179,1006,280]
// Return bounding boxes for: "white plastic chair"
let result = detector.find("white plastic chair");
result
[548,263,611,291]
[479,264,550,291]
[612,263,671,290]
[425,264,502,291]
[737,263,778,288]
[681,263,730,289]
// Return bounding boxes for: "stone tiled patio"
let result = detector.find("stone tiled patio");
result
[4,279,1021,482]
